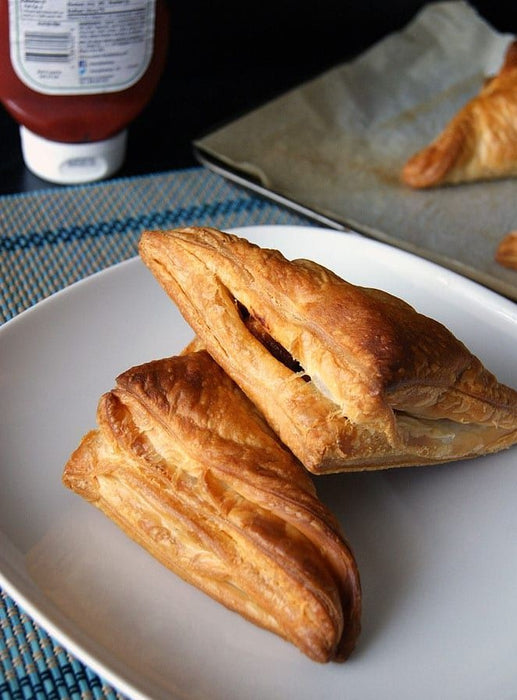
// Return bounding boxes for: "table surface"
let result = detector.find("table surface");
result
[0,1,513,196]
[1,3,515,698]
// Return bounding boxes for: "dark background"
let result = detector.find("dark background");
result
[0,1,514,195]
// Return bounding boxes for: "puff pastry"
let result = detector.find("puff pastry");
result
[495,231,517,270]
[139,226,517,474]
[63,350,361,662]
[402,39,517,188]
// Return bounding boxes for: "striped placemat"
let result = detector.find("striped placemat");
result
[0,166,313,699]
[0,166,312,323]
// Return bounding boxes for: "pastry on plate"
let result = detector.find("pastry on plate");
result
[495,230,517,270]
[139,226,517,474]
[402,39,517,188]
[63,350,361,662]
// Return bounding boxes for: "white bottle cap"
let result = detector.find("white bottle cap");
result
[19,126,127,185]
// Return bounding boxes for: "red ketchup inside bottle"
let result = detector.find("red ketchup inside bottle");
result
[0,0,170,184]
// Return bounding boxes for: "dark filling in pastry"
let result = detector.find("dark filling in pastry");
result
[235,300,310,382]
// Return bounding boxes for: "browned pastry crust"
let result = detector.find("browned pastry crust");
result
[139,226,517,474]
[63,350,361,662]
[495,231,517,270]
[402,39,517,188]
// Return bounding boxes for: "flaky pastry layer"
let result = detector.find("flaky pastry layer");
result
[402,39,517,188]
[139,226,517,474]
[63,350,361,662]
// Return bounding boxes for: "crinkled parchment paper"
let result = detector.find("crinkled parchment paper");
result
[194,1,517,300]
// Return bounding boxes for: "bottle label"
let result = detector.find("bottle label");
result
[8,0,156,95]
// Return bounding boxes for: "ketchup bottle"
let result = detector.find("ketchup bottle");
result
[0,0,169,184]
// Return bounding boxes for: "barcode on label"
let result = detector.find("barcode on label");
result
[24,31,72,62]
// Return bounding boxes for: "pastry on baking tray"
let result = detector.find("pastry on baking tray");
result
[495,230,517,270]
[402,39,517,188]
[63,350,361,663]
[139,226,517,474]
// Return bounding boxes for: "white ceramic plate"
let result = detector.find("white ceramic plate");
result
[1,225,516,700]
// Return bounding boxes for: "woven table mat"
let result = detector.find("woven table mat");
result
[0,166,311,323]
[0,166,312,699]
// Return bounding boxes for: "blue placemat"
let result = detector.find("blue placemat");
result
[0,166,312,323]
[0,166,313,698]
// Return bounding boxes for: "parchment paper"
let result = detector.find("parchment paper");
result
[194,1,517,300]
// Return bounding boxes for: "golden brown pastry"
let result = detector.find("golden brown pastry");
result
[402,39,517,188]
[139,226,517,474]
[63,350,361,663]
[495,230,517,270]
